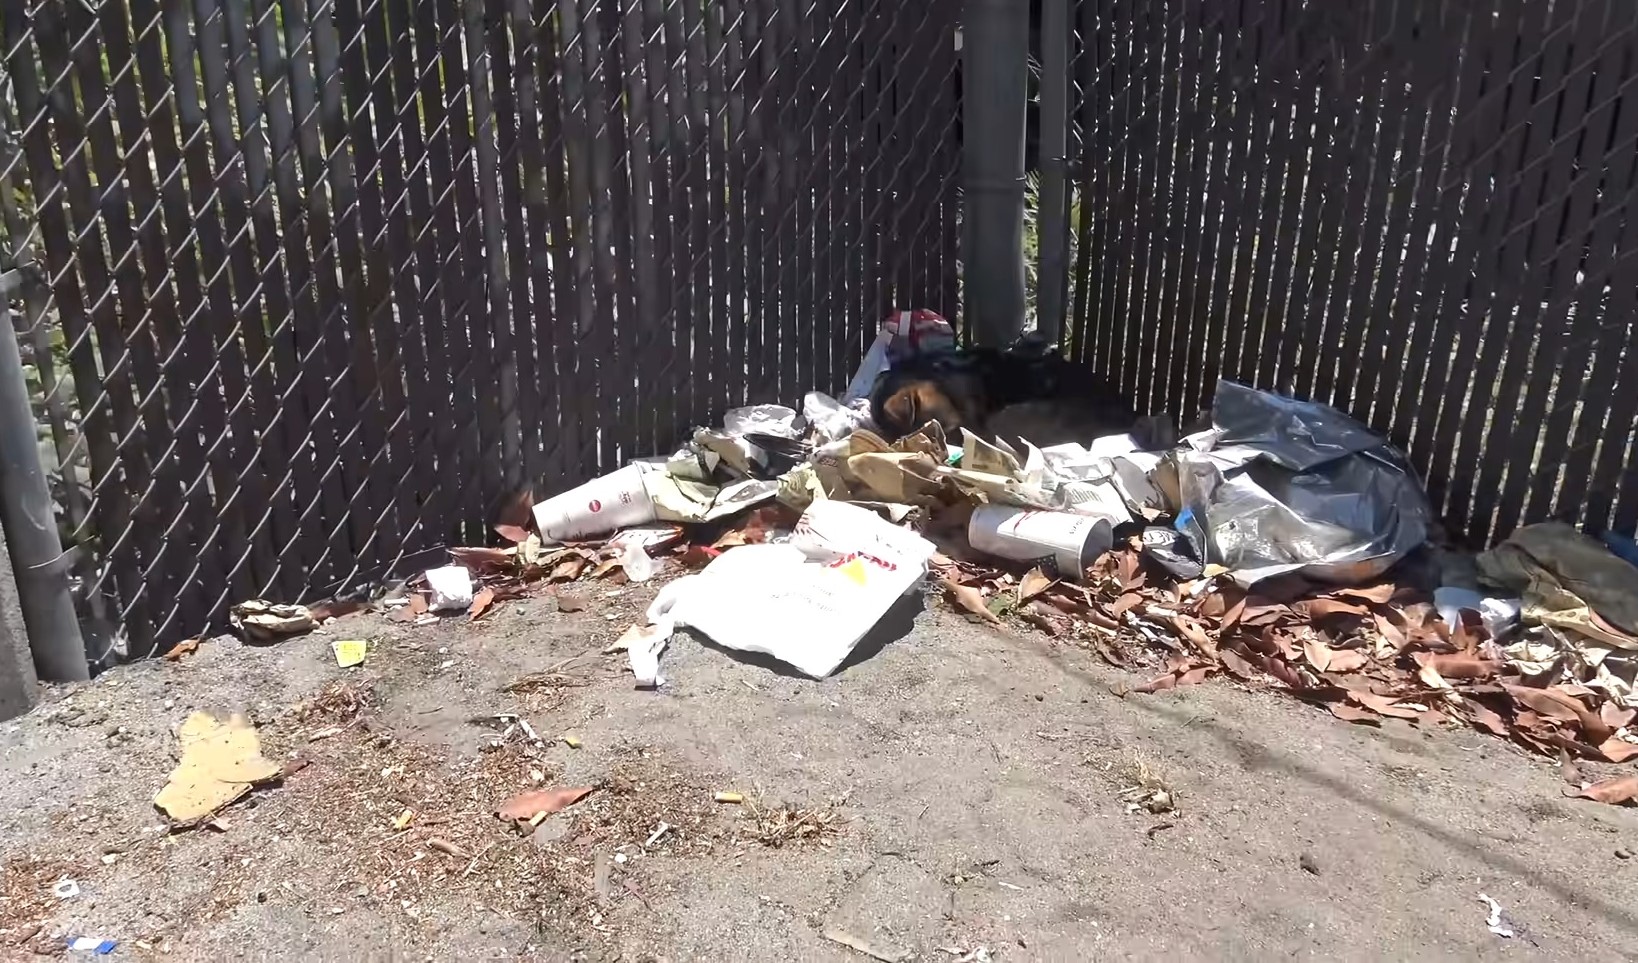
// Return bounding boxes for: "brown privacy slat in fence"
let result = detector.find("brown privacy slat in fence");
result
[2,0,960,656]
[1060,0,1638,546]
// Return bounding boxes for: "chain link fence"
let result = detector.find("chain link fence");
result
[1054,0,1638,546]
[0,0,963,663]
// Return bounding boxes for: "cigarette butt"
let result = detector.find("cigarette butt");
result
[428,837,469,858]
[714,791,745,804]
[529,810,549,827]
[561,734,582,749]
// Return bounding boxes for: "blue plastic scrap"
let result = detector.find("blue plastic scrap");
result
[67,936,117,955]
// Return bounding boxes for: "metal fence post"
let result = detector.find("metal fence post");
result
[962,0,1030,347]
[1035,0,1070,343]
[0,299,86,681]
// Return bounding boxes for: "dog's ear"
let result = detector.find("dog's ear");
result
[882,387,920,432]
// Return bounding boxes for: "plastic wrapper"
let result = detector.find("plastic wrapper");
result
[1174,380,1432,588]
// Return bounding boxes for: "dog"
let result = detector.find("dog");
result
[868,351,991,442]
[870,344,1141,446]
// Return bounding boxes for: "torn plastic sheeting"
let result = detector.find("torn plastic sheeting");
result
[604,526,682,584]
[1434,586,1521,639]
[643,471,779,523]
[1174,381,1432,588]
[692,404,805,480]
[629,500,935,683]
[804,391,872,443]
[1039,438,1162,518]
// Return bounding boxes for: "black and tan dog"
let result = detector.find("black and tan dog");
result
[869,344,1143,447]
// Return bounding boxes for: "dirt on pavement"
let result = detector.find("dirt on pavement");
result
[2,579,1637,961]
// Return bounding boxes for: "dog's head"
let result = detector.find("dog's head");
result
[872,372,987,442]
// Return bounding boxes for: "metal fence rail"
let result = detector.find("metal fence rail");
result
[0,0,963,662]
[1057,0,1638,546]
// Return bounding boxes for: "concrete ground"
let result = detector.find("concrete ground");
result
[1,578,1636,961]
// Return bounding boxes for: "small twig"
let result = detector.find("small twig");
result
[461,843,497,878]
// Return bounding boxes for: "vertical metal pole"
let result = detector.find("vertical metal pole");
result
[0,300,86,680]
[962,0,1029,347]
[1036,0,1069,343]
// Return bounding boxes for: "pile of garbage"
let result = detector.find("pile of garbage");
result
[229,310,1638,800]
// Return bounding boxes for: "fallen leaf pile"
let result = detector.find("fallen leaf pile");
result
[935,538,1638,794]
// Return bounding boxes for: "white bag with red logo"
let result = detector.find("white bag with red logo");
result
[630,500,935,683]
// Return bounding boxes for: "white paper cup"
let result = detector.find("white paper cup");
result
[969,504,1117,581]
[426,565,474,612]
[532,464,657,541]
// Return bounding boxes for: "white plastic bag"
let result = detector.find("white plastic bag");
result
[630,500,935,683]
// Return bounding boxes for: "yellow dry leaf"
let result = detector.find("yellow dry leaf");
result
[153,712,283,823]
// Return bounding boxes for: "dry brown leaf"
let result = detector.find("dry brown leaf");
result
[676,545,718,569]
[1177,666,1211,686]
[1135,672,1178,694]
[496,785,595,822]
[1326,648,1370,673]
[1221,597,1248,630]
[1417,661,1452,691]
[1571,774,1638,805]
[1298,598,1370,619]
[494,523,530,544]
[1372,612,1408,650]
[1303,638,1333,672]
[309,599,367,622]
[1018,567,1055,603]
[1170,616,1215,655]
[1603,703,1638,729]
[448,546,517,575]
[1108,593,1145,617]
[711,530,749,550]
[1218,647,1261,681]
[1463,699,1511,737]
[493,488,535,539]
[1420,653,1500,680]
[1336,583,1397,604]
[1242,604,1290,627]
[1348,690,1422,720]
[1091,635,1131,668]
[163,638,201,662]
[588,557,621,580]
[550,556,588,582]
[391,594,429,623]
[1117,553,1143,590]
[1327,701,1382,725]
[1258,654,1305,689]
[468,587,496,622]
[942,575,1003,626]
[1019,603,1061,636]
[1601,739,1638,763]
[1507,685,1612,743]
